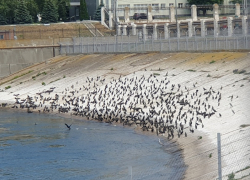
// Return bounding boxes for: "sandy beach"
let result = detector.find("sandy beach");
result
[0,52,250,180]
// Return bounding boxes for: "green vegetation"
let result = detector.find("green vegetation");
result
[93,0,104,20]
[236,166,250,173]
[63,75,66,78]
[0,70,33,86]
[209,60,216,64]
[0,0,70,24]
[14,0,32,24]
[5,86,11,90]
[227,172,235,180]
[41,0,58,23]
[240,124,250,128]
[198,136,202,140]
[233,69,246,74]
[209,153,212,158]
[32,71,47,79]
[153,73,160,76]
[207,74,211,77]
[49,78,61,84]
[80,0,89,20]
[110,68,114,70]
[42,82,46,86]
[240,84,244,87]
[187,69,196,72]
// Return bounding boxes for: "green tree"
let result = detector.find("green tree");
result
[0,1,8,24]
[14,0,32,24]
[4,0,17,24]
[94,0,104,21]
[34,0,46,13]
[41,0,58,23]
[57,0,70,21]
[80,0,89,20]
[187,0,223,16]
[27,0,39,22]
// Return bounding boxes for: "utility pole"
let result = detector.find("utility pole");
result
[175,0,178,27]
[114,0,118,35]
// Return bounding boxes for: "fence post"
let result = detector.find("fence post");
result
[217,133,222,180]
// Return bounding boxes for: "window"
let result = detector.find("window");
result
[75,7,79,16]
[0,35,3,40]
[161,4,166,9]
[169,3,174,7]
[152,4,159,12]
[118,4,130,13]
[178,3,183,8]
[134,4,148,13]
[105,0,109,8]
[185,3,189,7]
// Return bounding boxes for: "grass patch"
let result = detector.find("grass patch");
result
[209,60,216,64]
[20,82,23,84]
[209,153,212,158]
[63,75,66,78]
[0,70,33,86]
[49,78,61,84]
[233,69,246,74]
[239,124,250,128]
[5,86,11,90]
[227,172,236,180]
[198,136,202,140]
[110,68,114,70]
[153,73,160,76]
[187,69,196,72]
[32,71,47,80]
[42,82,46,86]
[207,74,211,77]
[236,166,250,173]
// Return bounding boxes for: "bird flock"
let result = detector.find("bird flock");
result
[12,72,223,139]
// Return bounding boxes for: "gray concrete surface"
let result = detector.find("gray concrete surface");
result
[0,47,60,78]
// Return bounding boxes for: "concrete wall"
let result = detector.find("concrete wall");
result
[0,47,60,78]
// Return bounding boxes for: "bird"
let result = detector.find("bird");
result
[65,123,72,130]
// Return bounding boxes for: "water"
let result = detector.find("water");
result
[0,108,185,180]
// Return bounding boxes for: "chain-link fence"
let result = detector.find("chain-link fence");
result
[60,35,249,55]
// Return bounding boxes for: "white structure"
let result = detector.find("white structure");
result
[104,0,190,18]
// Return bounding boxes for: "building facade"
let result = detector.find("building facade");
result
[104,0,190,18]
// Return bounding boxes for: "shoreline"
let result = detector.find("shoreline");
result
[1,52,250,180]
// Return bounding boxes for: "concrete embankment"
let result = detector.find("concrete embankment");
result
[0,38,74,78]
[0,52,250,180]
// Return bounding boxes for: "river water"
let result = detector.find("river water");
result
[0,108,185,180]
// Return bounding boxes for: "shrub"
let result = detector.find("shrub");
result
[227,172,235,180]
[42,82,46,86]
[209,60,216,64]
[5,86,11,90]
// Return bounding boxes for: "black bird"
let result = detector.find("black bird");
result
[65,123,72,130]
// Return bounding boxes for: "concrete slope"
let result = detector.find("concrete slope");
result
[0,52,249,180]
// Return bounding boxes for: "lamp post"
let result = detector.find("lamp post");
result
[114,0,118,35]
[175,0,178,35]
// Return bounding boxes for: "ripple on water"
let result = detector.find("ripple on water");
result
[0,109,185,180]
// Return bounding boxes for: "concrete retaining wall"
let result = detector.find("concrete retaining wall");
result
[0,47,60,78]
